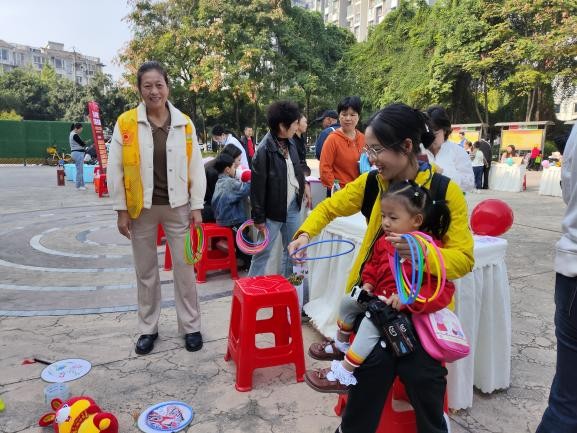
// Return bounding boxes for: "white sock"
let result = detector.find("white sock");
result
[333,339,350,354]
[326,360,357,386]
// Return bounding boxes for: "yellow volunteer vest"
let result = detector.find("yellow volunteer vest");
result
[117,108,193,219]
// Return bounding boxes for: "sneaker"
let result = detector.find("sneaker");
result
[77,186,87,190]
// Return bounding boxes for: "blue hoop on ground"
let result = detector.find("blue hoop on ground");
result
[289,239,355,261]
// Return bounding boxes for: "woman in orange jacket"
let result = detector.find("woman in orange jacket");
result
[319,96,365,191]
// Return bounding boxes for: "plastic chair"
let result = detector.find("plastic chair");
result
[224,275,306,392]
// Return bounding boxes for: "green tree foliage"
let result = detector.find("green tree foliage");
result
[120,0,355,136]
[350,0,577,123]
[0,67,136,127]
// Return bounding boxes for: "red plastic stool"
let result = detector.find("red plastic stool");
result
[163,224,239,283]
[157,224,165,246]
[334,377,448,433]
[224,275,306,392]
[194,223,238,283]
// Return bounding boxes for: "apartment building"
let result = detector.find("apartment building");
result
[295,0,436,41]
[0,40,104,85]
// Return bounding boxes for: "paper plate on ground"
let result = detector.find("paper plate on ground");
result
[137,401,194,432]
[41,358,91,383]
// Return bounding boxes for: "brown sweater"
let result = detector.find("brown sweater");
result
[319,128,365,188]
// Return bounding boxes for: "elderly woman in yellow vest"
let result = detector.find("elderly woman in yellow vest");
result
[108,61,206,356]
[289,104,474,433]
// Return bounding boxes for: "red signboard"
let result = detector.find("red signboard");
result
[87,101,108,171]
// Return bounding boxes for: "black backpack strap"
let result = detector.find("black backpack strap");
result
[361,170,380,221]
[428,172,450,204]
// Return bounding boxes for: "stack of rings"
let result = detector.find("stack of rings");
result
[184,225,204,265]
[236,219,270,255]
[388,231,447,311]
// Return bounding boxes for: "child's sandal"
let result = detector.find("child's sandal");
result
[308,340,345,361]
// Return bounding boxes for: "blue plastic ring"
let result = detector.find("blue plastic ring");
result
[290,239,355,261]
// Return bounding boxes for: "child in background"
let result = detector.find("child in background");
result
[305,180,455,393]
[211,154,252,270]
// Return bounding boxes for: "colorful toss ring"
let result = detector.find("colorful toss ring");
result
[184,225,204,265]
[289,239,355,261]
[388,231,447,309]
[236,219,270,255]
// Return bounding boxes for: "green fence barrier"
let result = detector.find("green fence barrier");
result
[0,120,92,164]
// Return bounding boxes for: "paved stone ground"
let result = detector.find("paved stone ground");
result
[0,165,566,433]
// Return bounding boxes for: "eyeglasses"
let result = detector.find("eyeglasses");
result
[363,145,386,159]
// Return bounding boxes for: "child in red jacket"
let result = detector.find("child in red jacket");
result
[306,180,455,393]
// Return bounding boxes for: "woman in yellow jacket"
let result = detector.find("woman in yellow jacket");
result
[289,103,474,433]
[108,61,206,356]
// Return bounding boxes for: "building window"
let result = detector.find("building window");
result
[574,103,577,113]
[76,76,83,84]
[0,49,8,61]
[554,104,560,113]
[33,55,42,64]
[54,58,63,69]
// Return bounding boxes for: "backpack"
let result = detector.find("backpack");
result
[361,169,450,222]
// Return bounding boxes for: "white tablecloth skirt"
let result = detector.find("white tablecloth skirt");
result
[538,166,562,197]
[303,214,511,410]
[489,163,526,192]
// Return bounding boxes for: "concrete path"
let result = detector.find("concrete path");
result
[0,165,566,432]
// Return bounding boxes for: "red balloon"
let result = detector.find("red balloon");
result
[470,199,514,236]
[240,169,252,183]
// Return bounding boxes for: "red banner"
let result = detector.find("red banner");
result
[87,101,108,171]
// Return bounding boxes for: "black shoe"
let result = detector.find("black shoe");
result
[135,333,158,355]
[185,332,203,352]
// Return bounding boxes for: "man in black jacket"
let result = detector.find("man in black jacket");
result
[248,101,307,277]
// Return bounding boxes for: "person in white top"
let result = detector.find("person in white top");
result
[212,125,249,169]
[423,106,475,193]
[536,123,577,433]
[470,141,486,190]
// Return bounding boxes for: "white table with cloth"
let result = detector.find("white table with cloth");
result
[489,162,526,192]
[303,213,511,410]
[538,166,562,197]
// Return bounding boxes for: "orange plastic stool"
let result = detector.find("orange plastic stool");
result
[194,223,238,283]
[224,275,306,392]
[334,377,448,433]
[93,166,101,194]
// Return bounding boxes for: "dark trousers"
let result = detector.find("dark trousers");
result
[537,273,577,433]
[482,165,490,189]
[473,166,484,189]
[339,330,448,433]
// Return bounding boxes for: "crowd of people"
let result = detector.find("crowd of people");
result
[104,60,577,433]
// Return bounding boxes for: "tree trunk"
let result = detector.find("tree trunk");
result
[483,78,489,126]
[535,85,542,121]
[472,80,484,124]
[526,86,537,122]
[234,95,240,133]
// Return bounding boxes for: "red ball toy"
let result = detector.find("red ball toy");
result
[470,199,514,237]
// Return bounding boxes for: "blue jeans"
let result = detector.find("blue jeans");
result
[71,151,85,188]
[473,165,483,189]
[248,198,302,278]
[537,273,577,433]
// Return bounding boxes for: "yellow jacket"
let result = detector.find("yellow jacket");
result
[297,166,474,292]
